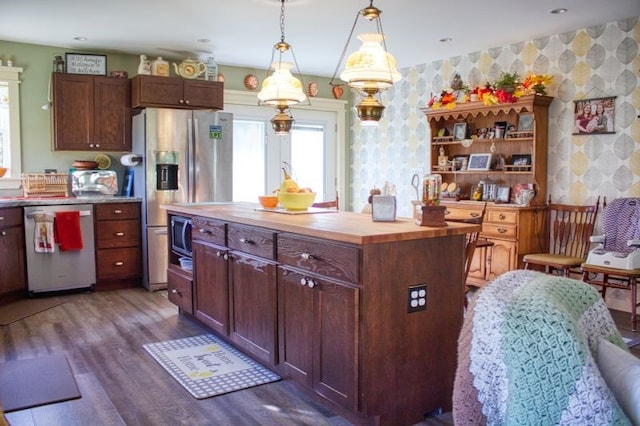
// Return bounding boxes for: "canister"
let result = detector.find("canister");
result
[422,174,442,206]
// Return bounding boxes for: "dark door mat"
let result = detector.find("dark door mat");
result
[0,353,81,412]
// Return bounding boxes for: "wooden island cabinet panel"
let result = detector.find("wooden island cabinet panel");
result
[164,204,478,425]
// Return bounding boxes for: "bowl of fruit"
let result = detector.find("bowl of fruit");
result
[277,190,316,211]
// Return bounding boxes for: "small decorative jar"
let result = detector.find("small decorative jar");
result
[422,174,442,206]
[53,55,65,73]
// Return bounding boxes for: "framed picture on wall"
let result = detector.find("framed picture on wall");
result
[573,96,616,135]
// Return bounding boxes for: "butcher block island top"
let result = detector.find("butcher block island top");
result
[162,202,479,425]
[163,202,479,245]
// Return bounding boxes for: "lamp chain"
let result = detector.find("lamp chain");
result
[329,9,361,87]
[280,0,286,43]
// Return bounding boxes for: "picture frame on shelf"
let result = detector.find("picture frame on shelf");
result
[510,154,532,166]
[517,112,534,132]
[65,53,107,75]
[573,96,616,135]
[496,186,511,203]
[467,153,492,171]
[453,122,467,141]
[452,154,469,171]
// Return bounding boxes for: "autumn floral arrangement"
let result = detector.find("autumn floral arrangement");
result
[427,72,553,110]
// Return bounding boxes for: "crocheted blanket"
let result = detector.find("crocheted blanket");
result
[453,270,631,425]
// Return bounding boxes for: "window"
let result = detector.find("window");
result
[0,66,23,189]
[224,90,345,206]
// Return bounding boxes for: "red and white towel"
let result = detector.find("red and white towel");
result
[33,212,55,253]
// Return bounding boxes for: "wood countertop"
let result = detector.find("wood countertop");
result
[162,202,480,245]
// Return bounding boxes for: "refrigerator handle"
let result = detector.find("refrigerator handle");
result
[187,118,194,202]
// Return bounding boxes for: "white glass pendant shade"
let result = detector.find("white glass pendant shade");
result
[258,62,307,107]
[340,33,401,90]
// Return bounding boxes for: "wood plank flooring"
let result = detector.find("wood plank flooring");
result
[1,289,637,426]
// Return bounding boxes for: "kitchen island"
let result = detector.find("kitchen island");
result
[163,202,480,425]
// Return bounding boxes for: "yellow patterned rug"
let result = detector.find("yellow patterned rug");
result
[143,334,280,399]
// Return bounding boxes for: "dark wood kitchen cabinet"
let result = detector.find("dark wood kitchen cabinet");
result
[53,73,131,151]
[0,207,26,303]
[94,202,142,290]
[227,223,278,366]
[191,216,228,335]
[130,75,223,110]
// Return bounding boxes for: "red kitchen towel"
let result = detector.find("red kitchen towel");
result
[54,211,83,251]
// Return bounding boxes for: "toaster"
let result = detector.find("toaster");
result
[72,170,118,196]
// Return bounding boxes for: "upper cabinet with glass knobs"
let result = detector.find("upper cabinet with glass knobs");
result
[53,73,131,151]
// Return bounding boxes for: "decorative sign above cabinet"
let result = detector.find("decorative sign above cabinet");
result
[65,53,107,75]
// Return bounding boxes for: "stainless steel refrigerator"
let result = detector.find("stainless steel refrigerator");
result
[132,109,233,291]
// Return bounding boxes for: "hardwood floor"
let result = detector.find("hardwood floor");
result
[0,289,637,426]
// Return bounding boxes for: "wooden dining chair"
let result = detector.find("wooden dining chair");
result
[446,203,488,308]
[312,191,339,209]
[523,196,601,277]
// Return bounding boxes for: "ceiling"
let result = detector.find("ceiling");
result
[1,0,639,77]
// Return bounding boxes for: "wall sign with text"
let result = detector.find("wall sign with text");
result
[65,53,107,75]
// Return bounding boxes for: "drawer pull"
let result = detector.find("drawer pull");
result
[198,228,211,235]
[114,261,124,266]
[0,217,4,221]
[499,213,506,220]
[115,232,125,237]
[498,228,507,234]
[300,253,315,260]
[216,251,228,260]
[239,238,253,244]
[470,212,479,218]
[171,289,180,295]
[114,209,123,214]
[1,231,5,236]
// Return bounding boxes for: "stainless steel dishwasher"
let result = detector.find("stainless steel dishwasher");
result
[24,204,96,294]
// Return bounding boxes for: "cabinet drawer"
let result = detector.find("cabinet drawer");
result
[96,247,142,279]
[483,223,517,239]
[228,223,275,259]
[96,220,140,248]
[487,210,518,225]
[444,207,484,221]
[167,265,193,314]
[192,216,225,245]
[95,203,140,220]
[278,234,359,284]
[0,208,22,228]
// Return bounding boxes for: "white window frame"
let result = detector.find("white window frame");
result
[223,89,347,206]
[0,65,23,189]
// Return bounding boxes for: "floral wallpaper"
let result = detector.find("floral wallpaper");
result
[348,17,640,217]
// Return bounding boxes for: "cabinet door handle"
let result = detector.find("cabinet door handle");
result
[300,253,315,260]
[89,144,94,148]
[239,238,253,244]
[114,209,123,214]
[499,213,506,220]
[171,289,180,295]
[306,279,317,289]
[470,212,479,218]
[300,277,308,286]
[179,99,185,104]
[0,217,4,221]
[95,144,100,148]
[114,261,124,266]
[185,100,190,105]
[115,232,125,237]
[216,251,228,260]
[0,231,5,236]
[497,228,507,234]
[198,228,211,234]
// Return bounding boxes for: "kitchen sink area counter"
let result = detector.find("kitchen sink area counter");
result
[163,202,479,425]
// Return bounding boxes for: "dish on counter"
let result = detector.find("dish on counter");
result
[72,160,98,170]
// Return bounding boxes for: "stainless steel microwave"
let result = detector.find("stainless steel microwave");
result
[171,216,192,258]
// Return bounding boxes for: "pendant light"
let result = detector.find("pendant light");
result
[330,0,400,125]
[257,0,308,135]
